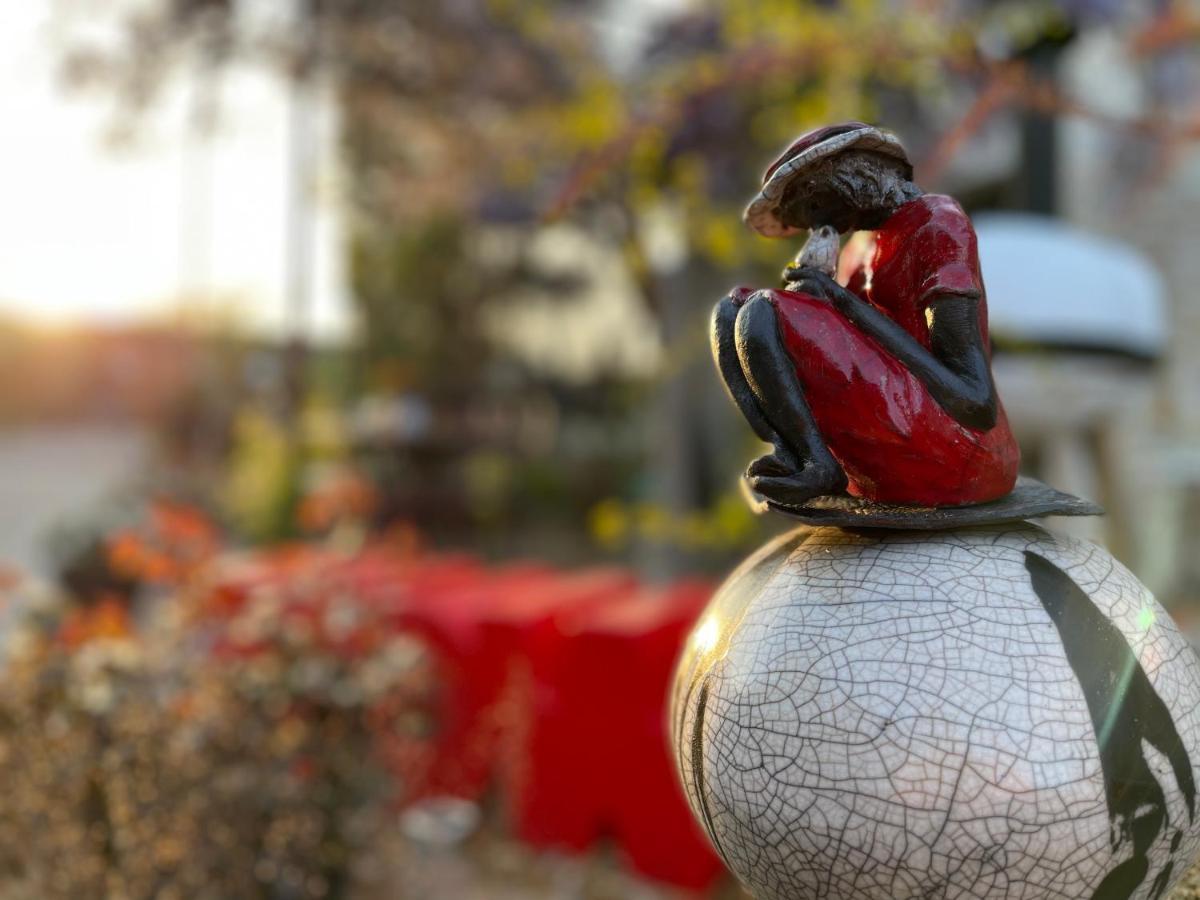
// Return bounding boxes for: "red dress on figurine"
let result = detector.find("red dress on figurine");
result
[739,194,1019,506]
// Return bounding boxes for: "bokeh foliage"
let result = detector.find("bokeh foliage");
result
[54,0,1091,561]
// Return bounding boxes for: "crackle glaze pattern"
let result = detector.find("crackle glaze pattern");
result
[671,525,1200,900]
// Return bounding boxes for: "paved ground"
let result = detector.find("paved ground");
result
[365,845,1200,899]
[369,829,1200,899]
[0,424,148,574]
[368,827,744,900]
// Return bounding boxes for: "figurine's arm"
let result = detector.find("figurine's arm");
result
[794,270,998,430]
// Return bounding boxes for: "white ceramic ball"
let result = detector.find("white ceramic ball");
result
[671,524,1200,900]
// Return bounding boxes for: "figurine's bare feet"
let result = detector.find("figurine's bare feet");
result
[746,447,804,479]
[749,463,848,507]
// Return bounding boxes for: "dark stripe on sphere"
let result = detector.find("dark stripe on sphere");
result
[1024,551,1194,900]
[691,679,728,867]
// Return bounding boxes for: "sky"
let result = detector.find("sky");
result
[0,3,350,338]
[0,1,685,342]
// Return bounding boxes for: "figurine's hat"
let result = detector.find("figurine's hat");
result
[744,122,911,237]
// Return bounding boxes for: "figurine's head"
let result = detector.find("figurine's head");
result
[744,122,917,237]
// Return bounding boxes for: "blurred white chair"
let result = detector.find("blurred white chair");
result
[978,213,1167,356]
[975,213,1181,593]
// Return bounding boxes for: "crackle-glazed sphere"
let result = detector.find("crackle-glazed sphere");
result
[671,524,1200,900]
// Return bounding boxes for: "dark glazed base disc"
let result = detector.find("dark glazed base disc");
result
[744,475,1104,530]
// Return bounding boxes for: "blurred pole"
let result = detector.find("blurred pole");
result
[1015,40,1067,214]
[640,257,725,580]
[179,39,220,325]
[282,0,319,419]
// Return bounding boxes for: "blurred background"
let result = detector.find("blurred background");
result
[0,0,1199,897]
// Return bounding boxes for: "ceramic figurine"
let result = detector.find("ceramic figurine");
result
[714,121,1018,510]
[672,123,1200,900]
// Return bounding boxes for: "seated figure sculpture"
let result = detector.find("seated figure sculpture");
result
[714,122,1020,508]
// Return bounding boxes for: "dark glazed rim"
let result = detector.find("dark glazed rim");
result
[744,475,1104,531]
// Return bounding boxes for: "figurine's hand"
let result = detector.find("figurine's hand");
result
[788,267,842,303]
[781,263,805,284]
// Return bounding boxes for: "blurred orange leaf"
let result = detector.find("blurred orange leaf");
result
[58,596,132,648]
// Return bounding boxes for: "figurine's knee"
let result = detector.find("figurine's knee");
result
[734,292,782,359]
[727,285,757,307]
[712,295,740,347]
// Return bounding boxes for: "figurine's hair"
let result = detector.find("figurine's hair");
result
[831,152,911,205]
[779,150,919,231]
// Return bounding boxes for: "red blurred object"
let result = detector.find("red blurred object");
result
[203,547,725,890]
[505,577,724,890]
[382,562,562,800]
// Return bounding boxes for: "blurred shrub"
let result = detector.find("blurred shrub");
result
[588,491,761,554]
[222,407,302,543]
[0,517,436,900]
